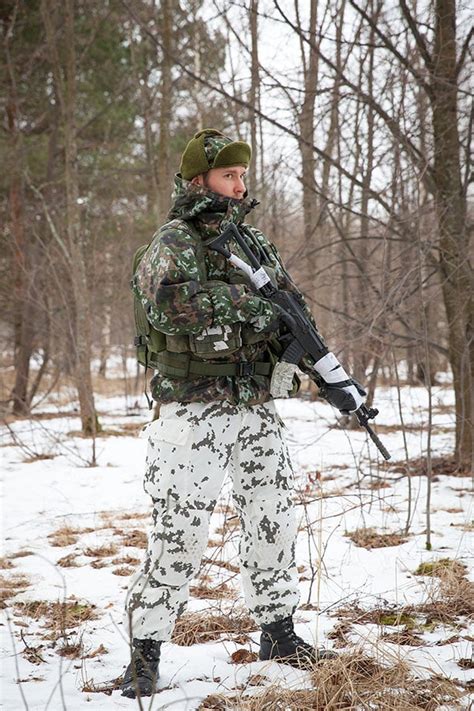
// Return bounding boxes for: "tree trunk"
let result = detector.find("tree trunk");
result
[297,0,319,305]
[157,0,173,224]
[248,0,259,198]
[430,0,472,468]
[42,0,99,436]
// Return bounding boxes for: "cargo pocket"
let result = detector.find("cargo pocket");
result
[189,323,242,358]
[142,418,192,502]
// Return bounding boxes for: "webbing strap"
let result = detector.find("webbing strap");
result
[155,352,271,379]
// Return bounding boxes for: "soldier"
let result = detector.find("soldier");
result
[121,129,364,698]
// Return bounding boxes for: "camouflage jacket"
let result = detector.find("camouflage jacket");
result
[133,175,314,406]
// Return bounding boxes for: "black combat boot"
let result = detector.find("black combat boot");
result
[259,617,336,668]
[121,638,161,698]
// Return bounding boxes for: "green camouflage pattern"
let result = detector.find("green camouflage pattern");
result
[203,133,232,163]
[125,401,299,641]
[133,175,313,405]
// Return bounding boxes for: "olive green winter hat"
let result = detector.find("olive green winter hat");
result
[180,128,252,181]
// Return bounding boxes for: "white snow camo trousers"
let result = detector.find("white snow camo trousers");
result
[125,400,300,642]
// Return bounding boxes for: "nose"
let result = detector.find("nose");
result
[235,177,245,196]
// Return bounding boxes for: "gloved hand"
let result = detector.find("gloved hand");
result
[313,352,366,413]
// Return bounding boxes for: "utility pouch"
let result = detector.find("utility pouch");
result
[165,334,192,353]
[189,323,242,359]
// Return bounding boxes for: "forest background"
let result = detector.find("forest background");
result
[1,0,472,469]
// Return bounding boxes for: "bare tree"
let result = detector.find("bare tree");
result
[41,0,99,437]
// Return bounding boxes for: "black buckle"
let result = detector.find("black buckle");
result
[134,335,146,346]
[237,362,254,376]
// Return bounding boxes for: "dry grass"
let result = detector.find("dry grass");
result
[8,550,33,559]
[22,453,56,463]
[334,562,473,638]
[57,638,84,658]
[230,649,259,664]
[199,652,466,710]
[388,455,471,477]
[111,555,140,566]
[83,544,118,558]
[450,521,474,532]
[120,529,147,548]
[117,511,149,521]
[407,569,474,624]
[327,621,353,648]
[112,566,135,576]
[90,559,108,569]
[190,582,237,600]
[47,524,94,547]
[414,558,467,578]
[202,556,240,574]
[380,629,425,646]
[81,677,122,695]
[57,553,81,568]
[0,558,15,570]
[0,573,31,607]
[14,598,99,634]
[172,608,258,646]
[21,640,46,665]
[346,527,408,549]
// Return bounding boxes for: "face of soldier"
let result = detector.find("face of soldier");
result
[192,166,247,200]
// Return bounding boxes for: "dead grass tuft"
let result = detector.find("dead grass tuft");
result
[21,641,46,665]
[202,556,240,573]
[190,582,237,600]
[199,653,466,710]
[15,598,99,633]
[230,649,259,664]
[388,455,470,478]
[112,566,135,576]
[90,559,108,569]
[117,511,149,521]
[23,453,56,463]
[346,527,408,549]
[121,529,147,548]
[83,544,118,558]
[111,555,140,566]
[0,574,31,606]
[57,554,81,568]
[450,521,474,532]
[81,677,122,695]
[48,524,93,547]
[0,558,15,570]
[57,638,83,658]
[409,572,474,623]
[172,608,257,646]
[414,558,467,578]
[9,550,33,559]
[381,629,425,646]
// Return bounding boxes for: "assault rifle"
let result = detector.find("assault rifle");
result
[207,223,391,461]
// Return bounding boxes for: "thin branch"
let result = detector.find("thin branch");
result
[119,0,394,216]
[398,0,434,73]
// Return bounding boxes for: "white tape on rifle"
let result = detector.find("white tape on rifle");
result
[313,351,350,384]
[228,254,254,279]
[250,267,271,288]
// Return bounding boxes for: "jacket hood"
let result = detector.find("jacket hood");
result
[167,174,257,231]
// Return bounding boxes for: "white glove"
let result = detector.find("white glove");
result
[313,352,366,413]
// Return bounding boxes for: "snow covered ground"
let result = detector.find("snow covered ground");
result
[1,379,472,710]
